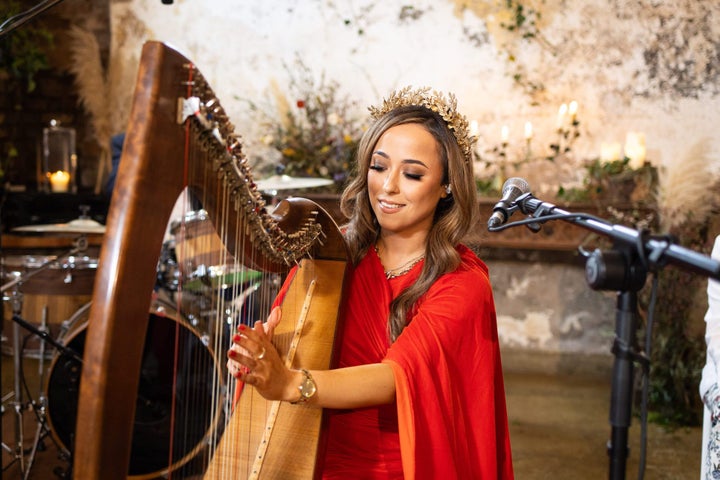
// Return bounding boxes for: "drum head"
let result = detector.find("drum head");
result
[46,307,225,477]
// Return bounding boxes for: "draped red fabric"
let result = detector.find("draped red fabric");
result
[251,245,513,479]
[384,246,514,479]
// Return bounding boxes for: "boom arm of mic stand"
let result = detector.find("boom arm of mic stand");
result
[516,193,720,281]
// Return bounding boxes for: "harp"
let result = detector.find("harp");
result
[73,41,349,479]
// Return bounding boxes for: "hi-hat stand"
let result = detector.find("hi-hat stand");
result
[489,186,720,480]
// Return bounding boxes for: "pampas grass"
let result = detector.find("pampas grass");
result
[655,138,719,232]
[269,79,292,130]
[67,25,111,194]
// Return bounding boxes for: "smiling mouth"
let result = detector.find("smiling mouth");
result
[378,200,403,210]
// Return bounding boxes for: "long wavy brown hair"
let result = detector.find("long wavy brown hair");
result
[340,105,479,341]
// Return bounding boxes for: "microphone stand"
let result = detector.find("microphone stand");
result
[493,192,720,480]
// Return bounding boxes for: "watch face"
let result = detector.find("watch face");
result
[302,377,317,398]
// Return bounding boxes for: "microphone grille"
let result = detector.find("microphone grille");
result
[502,177,530,194]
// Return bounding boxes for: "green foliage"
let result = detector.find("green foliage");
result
[645,306,705,426]
[500,0,541,37]
[0,1,53,93]
[495,1,548,98]
[475,176,501,198]
[557,158,657,204]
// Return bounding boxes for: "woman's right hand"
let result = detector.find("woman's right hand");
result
[226,306,281,374]
[225,307,298,401]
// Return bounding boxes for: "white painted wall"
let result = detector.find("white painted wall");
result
[109,0,720,190]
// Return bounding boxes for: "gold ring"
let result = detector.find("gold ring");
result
[256,347,266,360]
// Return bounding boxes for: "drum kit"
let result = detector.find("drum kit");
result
[1,215,102,479]
[1,175,333,478]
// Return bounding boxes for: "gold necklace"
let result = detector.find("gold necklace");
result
[375,245,425,279]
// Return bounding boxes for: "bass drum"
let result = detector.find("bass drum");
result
[46,300,226,478]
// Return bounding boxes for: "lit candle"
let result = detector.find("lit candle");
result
[49,170,70,193]
[568,101,578,122]
[524,121,533,140]
[624,132,646,169]
[501,125,509,143]
[557,103,568,128]
[600,142,622,164]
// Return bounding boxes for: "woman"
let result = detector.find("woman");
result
[228,86,514,479]
[700,235,720,479]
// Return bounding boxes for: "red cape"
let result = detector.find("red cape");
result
[383,246,513,479]
[271,245,513,479]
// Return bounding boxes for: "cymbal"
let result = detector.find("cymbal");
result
[13,218,106,235]
[255,174,334,192]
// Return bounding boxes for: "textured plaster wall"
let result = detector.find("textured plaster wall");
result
[107,0,719,355]
[488,258,617,355]
[110,0,720,175]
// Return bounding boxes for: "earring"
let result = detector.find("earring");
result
[445,184,452,195]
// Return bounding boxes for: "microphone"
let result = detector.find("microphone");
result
[487,177,531,229]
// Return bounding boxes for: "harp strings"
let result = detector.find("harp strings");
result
[163,63,328,477]
[155,121,228,476]
[167,108,274,478]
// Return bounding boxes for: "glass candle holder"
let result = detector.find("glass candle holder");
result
[40,119,77,193]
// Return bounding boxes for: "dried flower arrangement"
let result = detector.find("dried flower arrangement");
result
[246,57,365,192]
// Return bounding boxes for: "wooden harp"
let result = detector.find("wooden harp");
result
[73,41,349,479]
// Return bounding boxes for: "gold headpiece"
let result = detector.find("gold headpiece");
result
[368,86,476,163]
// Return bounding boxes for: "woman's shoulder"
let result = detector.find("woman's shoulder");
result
[453,244,489,279]
[425,245,491,297]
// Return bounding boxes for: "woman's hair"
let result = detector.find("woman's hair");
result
[340,104,479,341]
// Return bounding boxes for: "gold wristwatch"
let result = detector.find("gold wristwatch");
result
[291,369,316,404]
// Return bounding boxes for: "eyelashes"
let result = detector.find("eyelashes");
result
[369,164,423,181]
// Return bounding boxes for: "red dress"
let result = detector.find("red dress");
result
[274,245,513,479]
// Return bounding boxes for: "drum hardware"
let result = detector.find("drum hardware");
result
[156,239,180,292]
[0,236,90,295]
[42,300,226,478]
[10,313,84,365]
[1,239,90,479]
[2,292,85,478]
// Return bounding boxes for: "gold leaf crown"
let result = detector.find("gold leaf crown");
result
[368,86,476,163]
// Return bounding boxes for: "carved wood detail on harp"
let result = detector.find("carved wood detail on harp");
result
[73,41,349,479]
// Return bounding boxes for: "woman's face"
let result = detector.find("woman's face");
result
[367,122,448,239]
